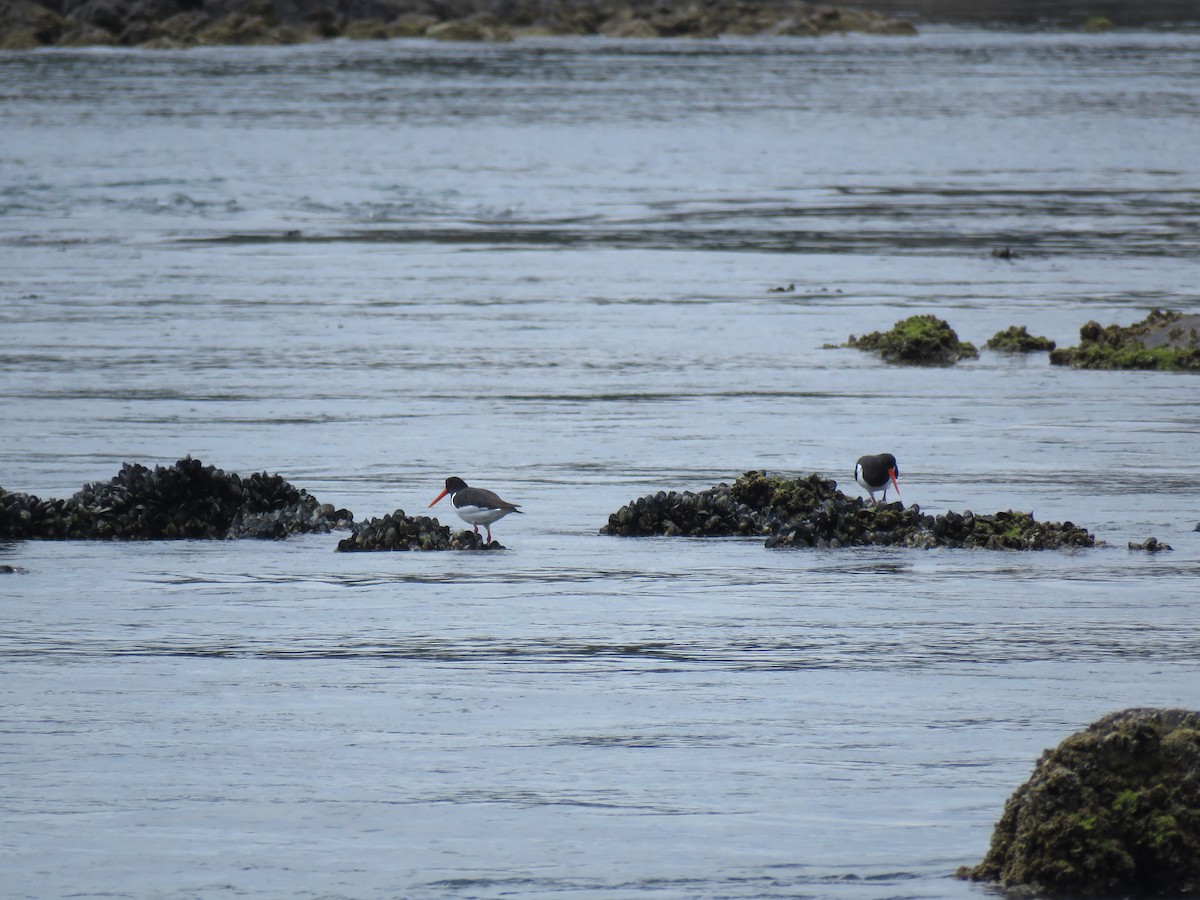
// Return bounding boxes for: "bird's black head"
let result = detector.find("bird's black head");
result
[882,454,898,477]
[445,476,468,493]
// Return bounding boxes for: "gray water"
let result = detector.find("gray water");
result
[2,30,1199,900]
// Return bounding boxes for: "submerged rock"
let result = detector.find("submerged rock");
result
[0,457,353,540]
[336,510,497,551]
[1050,309,1200,372]
[426,16,513,42]
[986,325,1057,353]
[840,314,979,366]
[1128,536,1172,552]
[957,708,1200,896]
[0,0,917,49]
[602,471,1095,550]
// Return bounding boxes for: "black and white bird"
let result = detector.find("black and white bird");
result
[855,453,900,505]
[428,476,522,543]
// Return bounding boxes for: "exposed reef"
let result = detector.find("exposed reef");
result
[601,471,1095,550]
[986,325,1056,353]
[958,708,1200,897]
[0,457,353,540]
[839,314,979,366]
[1050,309,1200,372]
[0,0,917,50]
[336,509,497,551]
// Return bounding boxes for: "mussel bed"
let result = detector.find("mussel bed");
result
[601,471,1095,550]
[336,510,496,551]
[0,457,353,540]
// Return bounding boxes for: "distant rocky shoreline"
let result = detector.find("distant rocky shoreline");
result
[0,0,917,50]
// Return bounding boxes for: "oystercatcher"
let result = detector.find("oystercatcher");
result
[428,477,522,543]
[855,453,900,505]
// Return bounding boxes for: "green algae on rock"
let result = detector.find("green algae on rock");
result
[336,510,497,551]
[0,457,353,540]
[601,471,1095,550]
[957,708,1200,897]
[841,314,979,366]
[986,325,1057,353]
[1049,309,1200,372]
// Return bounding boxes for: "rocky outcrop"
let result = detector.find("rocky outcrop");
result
[0,0,917,49]
[1050,309,1200,372]
[335,509,497,550]
[986,324,1056,353]
[958,708,1200,896]
[0,457,353,540]
[839,314,979,366]
[601,470,1096,550]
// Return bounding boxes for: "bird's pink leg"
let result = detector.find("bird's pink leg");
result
[472,524,479,535]
[485,527,493,543]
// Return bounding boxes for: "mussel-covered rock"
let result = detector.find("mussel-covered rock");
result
[986,325,1057,353]
[599,478,771,538]
[1050,309,1200,371]
[957,708,1200,896]
[840,314,979,366]
[1,0,917,48]
[602,471,1095,550]
[336,510,496,551]
[0,458,353,541]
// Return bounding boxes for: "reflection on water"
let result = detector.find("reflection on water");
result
[2,29,1200,900]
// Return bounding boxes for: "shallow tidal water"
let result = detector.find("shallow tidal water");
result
[2,29,1200,900]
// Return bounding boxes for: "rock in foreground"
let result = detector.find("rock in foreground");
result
[958,708,1200,896]
[601,471,1095,550]
[336,510,498,551]
[1050,309,1200,371]
[840,314,979,366]
[0,457,353,540]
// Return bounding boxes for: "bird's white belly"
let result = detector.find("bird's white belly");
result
[455,504,510,526]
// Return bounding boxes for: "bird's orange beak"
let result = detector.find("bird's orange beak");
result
[889,468,900,497]
[428,488,448,508]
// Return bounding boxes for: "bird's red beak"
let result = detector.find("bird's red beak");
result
[428,488,448,508]
[889,468,900,497]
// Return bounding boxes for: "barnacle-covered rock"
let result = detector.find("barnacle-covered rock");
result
[840,314,979,366]
[957,708,1200,896]
[1050,309,1200,371]
[0,458,353,541]
[602,471,1095,550]
[986,325,1057,353]
[336,510,495,551]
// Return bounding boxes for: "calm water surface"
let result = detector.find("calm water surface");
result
[2,29,1199,900]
